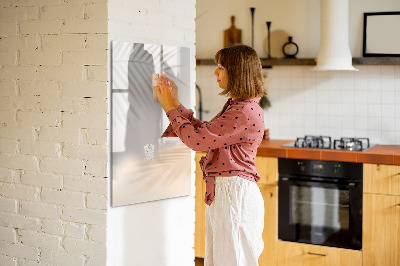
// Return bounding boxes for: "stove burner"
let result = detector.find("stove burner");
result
[333,137,370,151]
[295,135,332,149]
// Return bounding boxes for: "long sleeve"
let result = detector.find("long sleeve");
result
[165,106,249,152]
[161,103,203,138]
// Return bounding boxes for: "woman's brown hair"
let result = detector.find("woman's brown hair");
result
[214,44,267,99]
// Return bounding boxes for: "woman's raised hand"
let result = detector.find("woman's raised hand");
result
[162,76,180,108]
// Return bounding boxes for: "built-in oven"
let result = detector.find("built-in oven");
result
[278,158,363,250]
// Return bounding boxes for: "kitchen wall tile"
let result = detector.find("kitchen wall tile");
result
[319,127,331,136]
[328,87,341,103]
[354,72,367,91]
[342,117,355,129]
[316,115,330,128]
[382,105,395,118]
[341,89,354,104]
[304,88,316,103]
[355,128,368,138]
[303,67,316,78]
[367,77,381,91]
[395,105,400,118]
[280,126,294,138]
[329,103,341,116]
[396,130,400,144]
[394,66,400,78]
[315,77,329,90]
[329,116,342,129]
[354,90,367,104]
[382,78,395,91]
[341,128,355,137]
[279,77,291,90]
[394,85,400,105]
[328,71,342,81]
[316,89,329,103]
[368,117,381,131]
[278,67,292,78]
[367,104,381,118]
[291,77,304,90]
[316,103,329,115]
[381,131,396,144]
[367,129,382,144]
[367,91,381,105]
[355,104,368,117]
[382,90,395,104]
[381,65,395,78]
[304,102,316,115]
[291,67,303,78]
[354,117,368,130]
[315,70,328,79]
[367,65,381,77]
[341,103,355,116]
[382,117,396,131]
[328,75,341,91]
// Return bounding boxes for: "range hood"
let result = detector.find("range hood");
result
[314,0,358,71]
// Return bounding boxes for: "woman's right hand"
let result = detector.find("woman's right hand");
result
[161,76,180,107]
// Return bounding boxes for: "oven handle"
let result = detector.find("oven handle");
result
[280,177,357,189]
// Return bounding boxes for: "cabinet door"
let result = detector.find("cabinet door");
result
[259,185,278,266]
[255,156,278,186]
[363,193,400,266]
[277,241,362,266]
[364,164,400,196]
[195,152,207,258]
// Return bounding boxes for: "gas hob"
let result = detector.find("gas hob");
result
[282,135,375,151]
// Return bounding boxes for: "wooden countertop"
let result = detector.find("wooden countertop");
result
[256,139,400,165]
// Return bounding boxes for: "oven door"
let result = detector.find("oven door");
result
[278,176,362,250]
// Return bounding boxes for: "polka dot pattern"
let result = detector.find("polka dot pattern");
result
[161,97,265,206]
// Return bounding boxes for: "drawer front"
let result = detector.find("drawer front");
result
[364,164,400,196]
[277,241,362,266]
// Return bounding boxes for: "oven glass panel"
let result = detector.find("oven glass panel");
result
[290,186,350,242]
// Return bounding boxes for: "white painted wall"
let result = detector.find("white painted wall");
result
[196,0,400,145]
[196,0,400,58]
[107,1,197,265]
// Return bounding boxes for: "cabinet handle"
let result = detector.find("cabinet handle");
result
[397,204,400,207]
[307,252,328,256]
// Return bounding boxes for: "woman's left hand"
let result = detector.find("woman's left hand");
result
[153,76,175,113]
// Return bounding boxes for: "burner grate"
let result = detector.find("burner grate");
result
[295,135,332,149]
[333,137,370,151]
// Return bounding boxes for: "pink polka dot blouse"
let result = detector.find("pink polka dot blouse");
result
[161,97,265,205]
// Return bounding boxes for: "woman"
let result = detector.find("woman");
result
[154,44,266,266]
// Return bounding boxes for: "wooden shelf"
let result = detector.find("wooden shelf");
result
[196,57,400,67]
[352,57,400,65]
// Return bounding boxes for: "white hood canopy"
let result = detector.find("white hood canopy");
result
[314,0,358,71]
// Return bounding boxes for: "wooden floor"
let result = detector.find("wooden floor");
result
[195,257,204,266]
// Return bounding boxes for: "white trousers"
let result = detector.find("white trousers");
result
[205,176,265,266]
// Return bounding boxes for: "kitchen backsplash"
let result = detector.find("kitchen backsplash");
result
[195,65,400,145]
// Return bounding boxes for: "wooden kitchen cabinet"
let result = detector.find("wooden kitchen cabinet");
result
[255,156,278,186]
[363,193,400,266]
[195,151,207,258]
[363,163,400,266]
[276,241,362,266]
[258,184,278,266]
[364,163,400,196]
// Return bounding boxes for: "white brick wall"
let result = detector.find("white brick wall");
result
[0,0,108,265]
